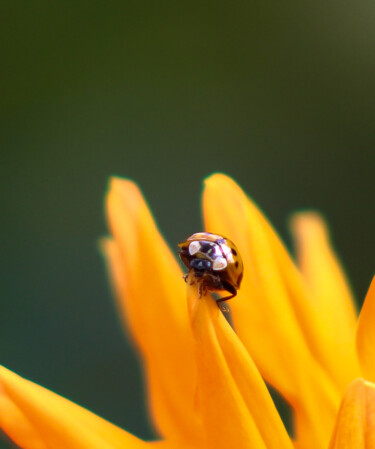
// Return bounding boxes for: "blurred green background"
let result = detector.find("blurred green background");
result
[1,1,374,447]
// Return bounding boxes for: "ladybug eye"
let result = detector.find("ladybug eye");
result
[190,258,212,271]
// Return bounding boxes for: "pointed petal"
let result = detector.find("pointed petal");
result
[0,366,148,449]
[290,212,360,386]
[187,276,293,449]
[203,173,341,449]
[356,277,375,383]
[329,378,375,449]
[104,178,201,442]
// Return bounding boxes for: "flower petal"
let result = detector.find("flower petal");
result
[0,393,47,449]
[290,212,360,388]
[187,275,293,449]
[0,366,148,449]
[356,277,375,383]
[203,173,341,449]
[104,178,202,443]
[329,378,375,449]
[149,441,198,449]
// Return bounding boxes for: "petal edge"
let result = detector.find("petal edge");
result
[0,366,147,449]
[356,277,375,383]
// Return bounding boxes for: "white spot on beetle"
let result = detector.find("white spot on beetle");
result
[212,257,228,271]
[220,244,234,262]
[189,241,201,255]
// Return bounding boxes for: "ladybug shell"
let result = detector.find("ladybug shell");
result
[178,232,243,291]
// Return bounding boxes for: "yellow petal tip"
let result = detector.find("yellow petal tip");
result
[203,172,236,187]
[329,377,375,449]
[290,211,329,238]
[108,176,141,197]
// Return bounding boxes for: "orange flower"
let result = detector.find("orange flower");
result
[0,173,374,449]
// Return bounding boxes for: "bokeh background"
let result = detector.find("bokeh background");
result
[1,1,374,447]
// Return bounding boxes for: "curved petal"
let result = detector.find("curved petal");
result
[0,393,47,449]
[0,366,148,449]
[329,378,375,449]
[203,173,341,449]
[104,178,202,443]
[186,275,293,449]
[356,277,375,383]
[290,212,360,387]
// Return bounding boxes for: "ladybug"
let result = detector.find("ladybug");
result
[178,232,243,308]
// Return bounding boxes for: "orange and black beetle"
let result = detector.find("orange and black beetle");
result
[178,232,243,306]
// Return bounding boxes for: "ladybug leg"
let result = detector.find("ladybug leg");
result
[200,272,222,298]
[185,271,208,293]
[216,292,237,303]
[216,292,237,313]
[216,281,237,305]
[198,282,207,298]
[189,269,203,287]
[184,269,202,285]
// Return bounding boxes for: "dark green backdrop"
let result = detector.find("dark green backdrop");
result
[1,1,374,447]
